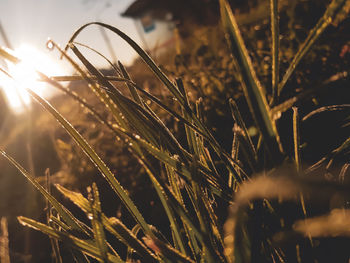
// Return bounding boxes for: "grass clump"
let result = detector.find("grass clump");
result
[0,0,350,262]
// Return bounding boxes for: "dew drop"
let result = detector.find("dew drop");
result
[46,40,54,50]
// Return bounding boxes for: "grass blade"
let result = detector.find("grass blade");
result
[293,107,301,172]
[89,183,109,262]
[302,104,350,121]
[219,0,283,163]
[229,99,258,171]
[293,107,308,222]
[64,22,185,106]
[118,61,143,106]
[270,0,279,104]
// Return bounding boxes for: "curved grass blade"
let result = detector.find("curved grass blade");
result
[306,136,350,173]
[72,42,122,76]
[64,22,185,106]
[271,71,349,120]
[126,225,141,262]
[302,104,350,121]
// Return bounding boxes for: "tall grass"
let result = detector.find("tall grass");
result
[0,0,350,262]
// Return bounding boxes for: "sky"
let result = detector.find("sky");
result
[0,0,141,69]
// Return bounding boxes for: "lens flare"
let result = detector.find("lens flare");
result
[0,44,65,113]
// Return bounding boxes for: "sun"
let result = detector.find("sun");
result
[0,44,65,113]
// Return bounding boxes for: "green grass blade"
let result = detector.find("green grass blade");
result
[270,0,279,104]
[118,61,143,106]
[66,44,232,198]
[190,160,223,262]
[69,43,180,151]
[127,81,212,143]
[293,107,308,221]
[126,225,142,262]
[164,166,201,261]
[89,183,109,262]
[220,0,283,162]
[229,99,258,165]
[293,107,301,172]
[131,152,214,262]
[143,159,189,256]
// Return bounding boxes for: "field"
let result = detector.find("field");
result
[0,0,350,262]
